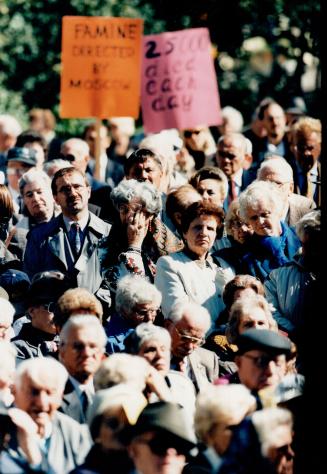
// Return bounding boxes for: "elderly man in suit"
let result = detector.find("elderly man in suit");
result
[23,167,111,297]
[257,156,316,227]
[216,133,256,212]
[59,315,106,424]
[10,357,91,473]
[164,301,219,393]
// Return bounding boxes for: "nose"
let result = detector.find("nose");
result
[35,391,50,409]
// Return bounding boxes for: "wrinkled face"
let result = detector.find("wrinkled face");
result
[262,104,286,141]
[59,326,104,383]
[128,303,158,327]
[183,128,207,151]
[7,161,31,191]
[196,179,225,206]
[127,158,163,189]
[217,139,245,177]
[23,180,54,220]
[54,171,91,217]
[129,431,186,474]
[96,406,128,451]
[29,303,56,334]
[246,200,281,236]
[294,131,321,173]
[139,339,171,374]
[238,307,270,334]
[236,350,286,391]
[230,217,254,244]
[169,315,206,359]
[183,215,218,258]
[14,373,63,431]
[267,425,294,474]
[118,198,151,227]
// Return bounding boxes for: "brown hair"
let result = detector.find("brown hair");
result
[0,184,14,219]
[54,287,103,329]
[180,201,225,234]
[166,184,201,230]
[51,167,89,194]
[223,274,264,309]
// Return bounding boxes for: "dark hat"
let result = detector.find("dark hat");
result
[236,329,292,356]
[6,147,37,167]
[127,402,196,453]
[0,269,30,299]
[27,271,70,306]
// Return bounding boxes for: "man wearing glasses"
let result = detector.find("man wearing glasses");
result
[165,301,219,393]
[12,270,70,361]
[23,167,111,296]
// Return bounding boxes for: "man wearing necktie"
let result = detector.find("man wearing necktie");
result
[23,167,111,294]
[59,315,107,424]
[216,133,256,212]
[292,116,321,206]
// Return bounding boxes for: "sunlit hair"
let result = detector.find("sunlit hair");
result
[115,274,162,316]
[180,201,224,235]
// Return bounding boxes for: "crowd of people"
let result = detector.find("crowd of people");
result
[0,99,321,473]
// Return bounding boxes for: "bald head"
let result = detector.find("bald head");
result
[257,157,294,196]
[61,138,90,173]
[216,133,247,178]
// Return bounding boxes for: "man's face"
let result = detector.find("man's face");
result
[246,200,281,236]
[168,315,206,359]
[23,180,54,221]
[262,104,286,142]
[59,326,104,383]
[61,142,88,173]
[183,128,207,151]
[128,302,158,327]
[196,179,225,206]
[260,169,293,200]
[85,126,110,158]
[236,350,286,391]
[7,161,31,191]
[216,138,245,178]
[127,158,163,189]
[14,373,63,432]
[29,303,56,334]
[294,131,321,173]
[129,430,186,474]
[53,171,90,217]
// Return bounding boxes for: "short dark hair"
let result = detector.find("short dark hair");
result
[180,201,224,235]
[16,130,47,151]
[124,148,162,176]
[222,274,264,309]
[51,167,89,195]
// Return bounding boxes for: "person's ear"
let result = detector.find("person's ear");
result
[289,182,294,194]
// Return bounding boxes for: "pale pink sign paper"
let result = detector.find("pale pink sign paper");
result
[141,28,222,133]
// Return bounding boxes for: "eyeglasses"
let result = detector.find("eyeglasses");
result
[57,184,87,194]
[133,308,158,319]
[118,203,143,214]
[174,327,205,346]
[40,302,56,312]
[135,435,187,456]
[65,342,102,353]
[184,130,202,138]
[6,168,27,176]
[231,221,248,229]
[242,354,284,369]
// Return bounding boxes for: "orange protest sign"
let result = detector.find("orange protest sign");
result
[60,16,143,118]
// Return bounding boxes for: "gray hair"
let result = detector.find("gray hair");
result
[0,340,16,379]
[221,106,244,132]
[59,315,106,351]
[251,407,293,458]
[195,384,256,444]
[0,298,15,327]
[295,209,321,241]
[61,137,90,157]
[0,114,22,137]
[126,323,171,354]
[239,180,285,221]
[217,133,247,154]
[115,274,162,316]
[257,157,293,183]
[168,301,211,332]
[111,179,162,215]
[94,353,150,392]
[43,159,72,175]
[15,356,68,392]
[19,168,51,195]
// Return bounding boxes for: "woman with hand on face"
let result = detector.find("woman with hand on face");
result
[238,180,301,282]
[100,179,183,305]
[155,201,234,329]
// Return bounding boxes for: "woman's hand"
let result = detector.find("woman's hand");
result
[126,211,150,248]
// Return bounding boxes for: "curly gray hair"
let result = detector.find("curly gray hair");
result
[115,274,162,316]
[238,180,285,222]
[295,209,320,241]
[125,322,171,354]
[111,179,162,215]
[19,168,51,195]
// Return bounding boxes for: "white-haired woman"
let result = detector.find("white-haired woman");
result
[105,274,162,354]
[238,180,301,281]
[101,179,183,299]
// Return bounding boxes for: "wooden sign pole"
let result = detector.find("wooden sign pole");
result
[93,118,101,180]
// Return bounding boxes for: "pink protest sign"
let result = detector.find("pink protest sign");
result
[141,28,222,133]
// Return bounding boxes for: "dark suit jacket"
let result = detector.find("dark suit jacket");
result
[60,378,92,424]
[292,161,321,207]
[23,212,111,293]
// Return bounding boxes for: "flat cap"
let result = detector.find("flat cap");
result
[237,329,292,356]
[6,147,37,167]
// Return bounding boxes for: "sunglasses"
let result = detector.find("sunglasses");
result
[136,435,187,456]
[184,130,202,138]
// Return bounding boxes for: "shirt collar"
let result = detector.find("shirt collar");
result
[232,167,243,188]
[69,375,94,397]
[63,213,89,232]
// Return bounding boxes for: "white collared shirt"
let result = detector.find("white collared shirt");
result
[63,213,89,233]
